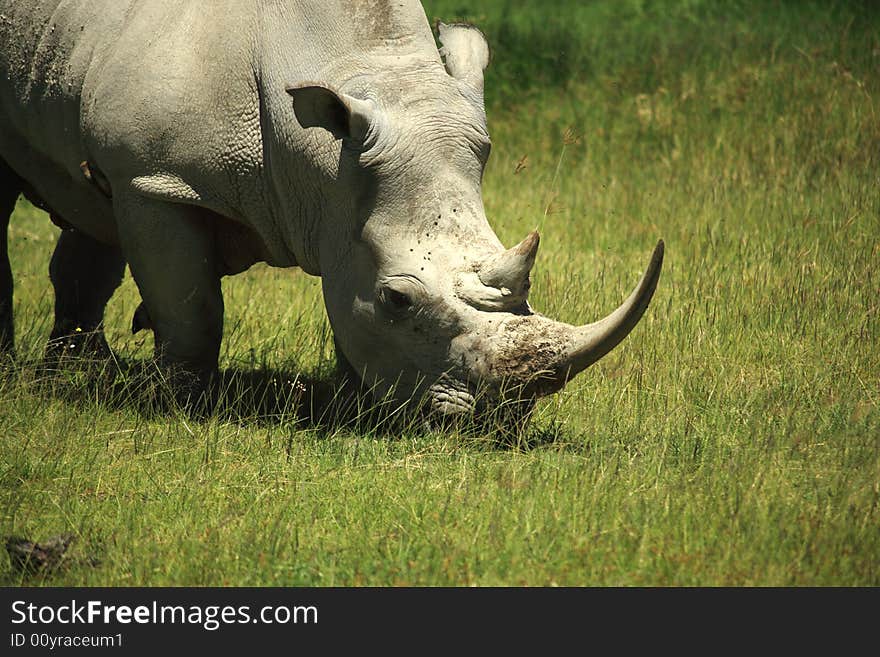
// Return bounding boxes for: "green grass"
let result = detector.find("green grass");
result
[2,0,878,585]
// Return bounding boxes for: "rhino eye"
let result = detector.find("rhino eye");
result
[378,282,417,319]
[386,288,412,310]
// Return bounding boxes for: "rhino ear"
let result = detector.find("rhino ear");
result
[285,84,374,143]
[437,22,490,92]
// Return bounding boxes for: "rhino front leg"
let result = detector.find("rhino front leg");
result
[0,160,20,354]
[46,228,125,361]
[114,194,224,402]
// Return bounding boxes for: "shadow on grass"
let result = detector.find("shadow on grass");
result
[0,533,104,586]
[0,352,574,450]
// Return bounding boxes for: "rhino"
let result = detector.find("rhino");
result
[0,1,663,418]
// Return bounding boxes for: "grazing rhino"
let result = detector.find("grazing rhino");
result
[0,0,663,417]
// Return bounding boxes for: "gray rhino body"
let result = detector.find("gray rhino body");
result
[0,0,662,415]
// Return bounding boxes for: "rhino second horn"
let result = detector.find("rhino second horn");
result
[478,230,540,299]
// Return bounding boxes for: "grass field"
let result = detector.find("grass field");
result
[1,0,878,585]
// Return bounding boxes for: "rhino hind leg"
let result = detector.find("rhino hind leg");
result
[114,194,224,405]
[46,227,126,362]
[0,159,21,355]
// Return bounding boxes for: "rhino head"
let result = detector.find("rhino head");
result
[284,23,663,419]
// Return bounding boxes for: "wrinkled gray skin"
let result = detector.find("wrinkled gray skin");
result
[0,0,663,417]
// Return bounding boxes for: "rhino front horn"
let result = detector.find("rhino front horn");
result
[478,230,540,301]
[503,240,664,398]
[544,239,664,392]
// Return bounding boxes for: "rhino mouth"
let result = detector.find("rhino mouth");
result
[424,373,538,433]
[427,374,476,415]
